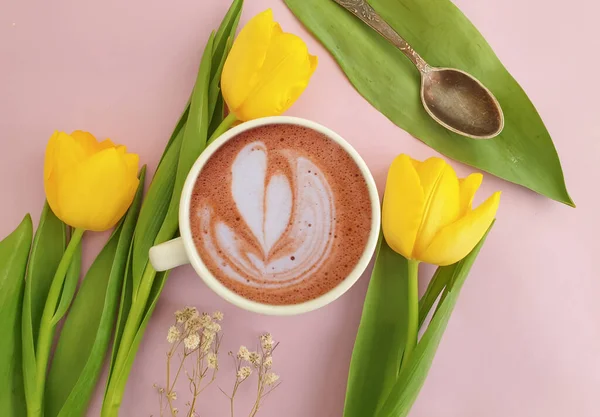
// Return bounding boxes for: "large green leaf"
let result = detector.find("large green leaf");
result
[212,0,242,70]
[154,32,215,245]
[375,225,493,417]
[131,129,182,293]
[22,203,66,409]
[130,0,241,288]
[102,4,243,416]
[0,214,33,417]
[344,236,409,417]
[45,168,146,417]
[100,270,170,417]
[284,0,573,206]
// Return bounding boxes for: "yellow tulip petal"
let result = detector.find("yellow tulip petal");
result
[419,191,501,266]
[57,148,139,231]
[44,132,64,217]
[45,132,85,180]
[235,32,317,120]
[123,152,140,178]
[70,130,101,157]
[309,54,318,72]
[98,139,118,150]
[412,157,460,258]
[44,132,88,218]
[382,154,424,259]
[459,173,483,216]
[221,9,276,114]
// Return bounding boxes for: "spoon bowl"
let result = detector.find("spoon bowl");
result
[333,0,504,139]
[421,68,504,139]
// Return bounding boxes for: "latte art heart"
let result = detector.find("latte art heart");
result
[197,141,335,288]
[190,124,373,305]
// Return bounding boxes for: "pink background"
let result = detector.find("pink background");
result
[2,0,599,416]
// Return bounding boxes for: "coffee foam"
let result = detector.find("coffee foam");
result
[190,124,372,305]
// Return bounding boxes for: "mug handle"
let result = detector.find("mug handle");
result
[149,237,190,272]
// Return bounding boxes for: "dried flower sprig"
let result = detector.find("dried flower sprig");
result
[222,333,281,417]
[155,306,223,417]
[155,307,280,417]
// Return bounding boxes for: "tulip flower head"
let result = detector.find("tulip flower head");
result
[221,9,318,122]
[382,154,500,266]
[44,130,139,231]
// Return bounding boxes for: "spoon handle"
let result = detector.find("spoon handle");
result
[332,0,429,73]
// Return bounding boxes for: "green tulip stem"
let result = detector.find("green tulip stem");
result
[29,227,85,417]
[207,112,237,145]
[402,259,420,371]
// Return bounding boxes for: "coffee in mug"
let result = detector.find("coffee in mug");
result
[189,124,373,305]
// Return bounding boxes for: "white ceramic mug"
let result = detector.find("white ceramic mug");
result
[149,116,380,315]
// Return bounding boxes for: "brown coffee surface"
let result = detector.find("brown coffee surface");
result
[190,124,372,305]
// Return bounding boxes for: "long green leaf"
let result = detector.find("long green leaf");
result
[131,130,183,293]
[208,36,233,121]
[107,241,134,386]
[154,32,214,245]
[0,214,33,417]
[209,94,225,135]
[150,0,241,249]
[102,270,170,416]
[51,241,82,325]
[284,0,573,206]
[131,0,242,283]
[375,225,493,417]
[22,203,66,408]
[158,104,190,168]
[105,34,216,409]
[45,168,146,417]
[343,236,409,417]
[103,3,244,414]
[212,0,242,70]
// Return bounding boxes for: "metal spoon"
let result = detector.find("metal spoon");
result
[333,0,504,139]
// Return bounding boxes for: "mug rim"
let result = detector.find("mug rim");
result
[179,116,381,316]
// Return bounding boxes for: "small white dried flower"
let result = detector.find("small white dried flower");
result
[199,313,212,328]
[237,346,250,360]
[212,311,224,321]
[200,330,214,353]
[177,306,198,323]
[184,333,200,350]
[207,352,218,369]
[167,391,177,401]
[260,333,274,351]
[167,326,180,343]
[264,372,279,386]
[237,366,252,380]
[185,316,202,332]
[183,306,198,316]
[263,356,273,368]
[173,408,179,415]
[202,327,215,341]
[174,310,185,323]
[209,321,221,333]
[248,351,260,366]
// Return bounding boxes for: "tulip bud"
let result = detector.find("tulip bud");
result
[221,9,318,121]
[382,154,500,266]
[44,130,139,231]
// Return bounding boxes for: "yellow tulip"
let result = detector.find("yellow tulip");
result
[221,8,318,122]
[44,130,139,232]
[382,154,500,266]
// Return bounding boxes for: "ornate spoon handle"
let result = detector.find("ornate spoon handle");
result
[332,0,430,73]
